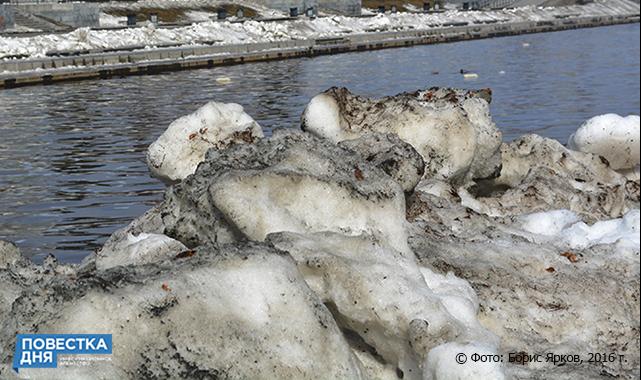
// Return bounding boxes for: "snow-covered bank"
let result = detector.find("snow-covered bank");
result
[1,0,638,60]
[0,85,639,379]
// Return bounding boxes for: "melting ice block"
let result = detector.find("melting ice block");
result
[568,114,640,172]
[301,87,502,186]
[269,232,501,380]
[146,102,263,183]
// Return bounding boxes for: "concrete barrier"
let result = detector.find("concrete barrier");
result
[9,3,99,28]
[0,5,15,31]
[252,0,318,15]
[1,14,639,89]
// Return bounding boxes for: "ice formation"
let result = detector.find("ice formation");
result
[1,85,639,379]
[269,232,500,379]
[466,134,639,221]
[568,114,640,176]
[154,129,412,253]
[146,102,263,183]
[302,87,502,185]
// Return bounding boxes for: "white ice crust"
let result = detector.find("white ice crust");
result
[518,209,640,252]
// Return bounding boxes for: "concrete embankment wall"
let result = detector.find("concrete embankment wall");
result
[0,13,638,89]
[8,3,99,28]
[253,0,318,14]
[319,0,362,16]
[0,5,15,31]
[252,0,361,15]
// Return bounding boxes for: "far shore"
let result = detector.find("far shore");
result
[1,2,639,89]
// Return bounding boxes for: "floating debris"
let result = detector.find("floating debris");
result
[216,76,233,84]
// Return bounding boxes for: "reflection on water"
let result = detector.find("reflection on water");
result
[0,24,639,263]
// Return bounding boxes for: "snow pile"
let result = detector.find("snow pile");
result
[1,0,638,60]
[302,87,502,185]
[154,128,411,252]
[92,118,506,379]
[408,172,639,378]
[1,119,505,379]
[2,87,639,379]
[518,208,640,251]
[568,114,640,179]
[147,101,263,183]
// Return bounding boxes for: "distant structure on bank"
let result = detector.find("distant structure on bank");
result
[0,0,575,32]
[0,0,99,31]
[253,0,361,16]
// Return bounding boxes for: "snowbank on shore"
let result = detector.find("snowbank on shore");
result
[100,0,285,18]
[1,84,639,379]
[1,0,638,59]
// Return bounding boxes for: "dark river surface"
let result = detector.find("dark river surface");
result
[1,23,639,263]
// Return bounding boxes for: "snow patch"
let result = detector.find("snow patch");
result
[517,209,582,236]
[517,209,640,251]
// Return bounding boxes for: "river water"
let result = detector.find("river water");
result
[1,23,639,263]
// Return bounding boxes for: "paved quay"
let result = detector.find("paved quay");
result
[1,12,639,89]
